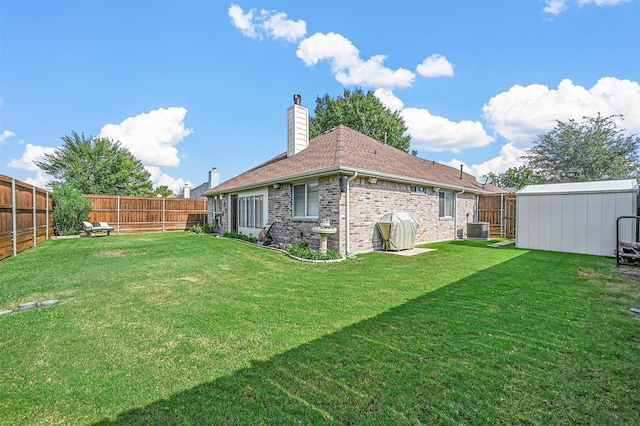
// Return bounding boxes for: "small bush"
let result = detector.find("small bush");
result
[287,242,342,261]
[203,222,211,234]
[223,232,258,243]
[51,183,93,236]
[189,224,205,234]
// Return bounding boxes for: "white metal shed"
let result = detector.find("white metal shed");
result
[516,179,638,257]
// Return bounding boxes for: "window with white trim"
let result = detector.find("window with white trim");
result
[410,186,426,194]
[238,195,264,228]
[293,182,319,218]
[439,191,453,218]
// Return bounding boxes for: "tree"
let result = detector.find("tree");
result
[152,185,174,198]
[51,183,93,236]
[309,88,411,152]
[488,166,542,190]
[523,114,640,183]
[35,131,154,196]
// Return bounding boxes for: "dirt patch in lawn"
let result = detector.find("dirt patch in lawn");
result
[96,250,125,258]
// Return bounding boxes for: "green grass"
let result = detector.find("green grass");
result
[0,233,638,425]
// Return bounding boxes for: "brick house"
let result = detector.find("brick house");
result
[203,96,503,256]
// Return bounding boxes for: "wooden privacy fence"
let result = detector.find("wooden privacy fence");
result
[0,175,53,260]
[477,193,516,238]
[85,195,208,234]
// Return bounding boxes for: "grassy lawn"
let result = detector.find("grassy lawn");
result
[1,233,638,425]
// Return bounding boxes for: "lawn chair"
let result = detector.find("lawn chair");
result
[82,221,115,236]
[258,222,278,245]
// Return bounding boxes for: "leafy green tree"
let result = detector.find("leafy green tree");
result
[309,88,411,152]
[51,183,93,236]
[35,131,154,196]
[153,185,174,198]
[523,114,640,183]
[488,166,542,190]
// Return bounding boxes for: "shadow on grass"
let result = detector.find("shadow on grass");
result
[94,250,640,425]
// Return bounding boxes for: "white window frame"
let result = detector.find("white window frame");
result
[293,182,319,218]
[238,194,264,228]
[439,191,453,218]
[410,185,426,194]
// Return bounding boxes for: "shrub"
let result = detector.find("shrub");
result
[51,183,93,236]
[203,222,211,234]
[189,224,205,234]
[223,232,258,243]
[287,242,342,261]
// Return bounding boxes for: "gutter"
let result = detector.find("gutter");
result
[203,165,498,197]
[345,172,358,256]
[454,188,465,240]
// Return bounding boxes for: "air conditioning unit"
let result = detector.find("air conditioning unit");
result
[467,222,490,240]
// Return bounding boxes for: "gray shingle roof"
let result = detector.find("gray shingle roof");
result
[204,125,504,195]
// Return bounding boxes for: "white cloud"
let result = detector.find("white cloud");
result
[374,88,494,152]
[24,170,53,189]
[0,130,15,145]
[416,54,454,78]
[8,143,56,171]
[228,4,306,43]
[297,32,415,89]
[401,107,495,153]
[228,4,258,39]
[446,142,527,177]
[544,0,567,14]
[145,166,192,194]
[545,0,630,14]
[374,88,404,112]
[99,107,193,168]
[262,11,306,43]
[482,77,640,147]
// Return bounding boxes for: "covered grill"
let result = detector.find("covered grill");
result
[376,212,419,251]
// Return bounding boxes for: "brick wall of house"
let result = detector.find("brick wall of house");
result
[266,177,342,252]
[209,174,478,255]
[346,177,477,254]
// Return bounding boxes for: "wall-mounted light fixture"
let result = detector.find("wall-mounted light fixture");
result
[368,177,377,184]
[272,183,281,189]
[433,187,440,193]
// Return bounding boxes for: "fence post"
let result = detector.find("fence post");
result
[46,191,50,240]
[11,178,17,257]
[33,186,37,247]
[162,197,166,232]
[117,196,120,235]
[500,193,505,238]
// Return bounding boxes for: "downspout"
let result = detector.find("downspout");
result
[454,189,465,240]
[345,172,358,256]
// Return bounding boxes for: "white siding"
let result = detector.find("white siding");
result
[516,180,638,257]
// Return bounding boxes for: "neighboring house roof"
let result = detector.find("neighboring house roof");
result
[190,182,210,198]
[204,125,504,196]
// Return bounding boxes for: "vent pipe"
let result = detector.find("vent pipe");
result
[183,184,191,199]
[460,164,463,179]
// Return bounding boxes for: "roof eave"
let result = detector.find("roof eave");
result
[204,165,496,196]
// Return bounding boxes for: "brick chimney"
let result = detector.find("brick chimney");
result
[287,94,309,157]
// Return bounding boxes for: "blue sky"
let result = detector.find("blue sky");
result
[1,0,639,193]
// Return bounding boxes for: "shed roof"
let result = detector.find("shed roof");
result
[204,125,505,196]
[517,179,638,196]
